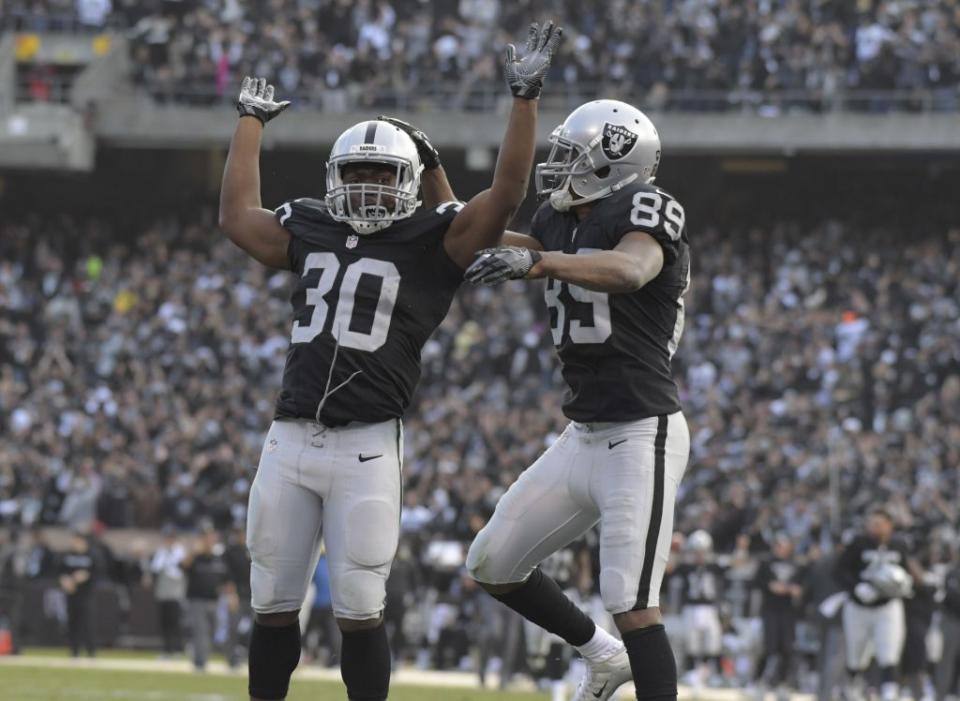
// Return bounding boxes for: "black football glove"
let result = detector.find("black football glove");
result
[378,115,441,170]
[465,246,542,285]
[236,76,291,125]
[504,20,563,100]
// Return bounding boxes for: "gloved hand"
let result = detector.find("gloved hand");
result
[236,76,291,125]
[465,246,542,285]
[503,21,564,99]
[378,116,441,170]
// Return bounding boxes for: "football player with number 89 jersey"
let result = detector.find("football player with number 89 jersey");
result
[218,20,562,701]
[465,100,691,701]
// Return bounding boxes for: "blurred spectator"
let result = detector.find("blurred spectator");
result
[146,525,186,657]
[76,0,111,29]
[222,523,251,669]
[182,525,228,672]
[937,553,960,700]
[384,538,418,666]
[803,545,844,701]
[59,530,97,657]
[753,534,803,700]
[304,551,340,668]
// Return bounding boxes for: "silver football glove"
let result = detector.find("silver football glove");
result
[236,76,291,125]
[465,246,542,285]
[504,21,563,99]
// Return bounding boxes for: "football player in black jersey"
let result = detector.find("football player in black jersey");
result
[217,21,562,701]
[465,99,691,701]
[834,507,917,701]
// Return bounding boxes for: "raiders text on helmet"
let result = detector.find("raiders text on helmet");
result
[536,99,661,212]
[325,120,424,235]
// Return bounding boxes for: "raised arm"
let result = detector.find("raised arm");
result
[218,77,292,269]
[465,231,664,293]
[442,21,563,270]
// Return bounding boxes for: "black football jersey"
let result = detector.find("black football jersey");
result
[274,199,464,426]
[674,562,724,605]
[530,182,690,422]
[834,534,911,607]
[754,556,803,614]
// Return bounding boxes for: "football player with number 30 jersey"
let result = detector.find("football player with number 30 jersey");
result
[465,100,691,701]
[218,21,562,701]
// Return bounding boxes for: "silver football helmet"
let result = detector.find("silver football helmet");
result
[536,99,661,212]
[325,120,423,234]
[687,530,713,554]
[866,562,913,599]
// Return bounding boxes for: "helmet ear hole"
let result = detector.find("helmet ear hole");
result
[594,166,610,178]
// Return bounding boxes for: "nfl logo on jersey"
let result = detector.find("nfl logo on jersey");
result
[346,234,359,249]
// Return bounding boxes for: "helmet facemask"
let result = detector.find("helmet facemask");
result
[534,127,599,210]
[326,152,421,235]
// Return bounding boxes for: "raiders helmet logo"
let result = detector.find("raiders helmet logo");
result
[601,123,639,160]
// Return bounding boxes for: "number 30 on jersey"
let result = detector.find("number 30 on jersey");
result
[292,252,399,352]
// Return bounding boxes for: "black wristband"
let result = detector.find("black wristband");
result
[238,112,265,125]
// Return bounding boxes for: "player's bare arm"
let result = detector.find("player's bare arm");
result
[218,77,292,270]
[466,231,664,293]
[377,115,456,207]
[443,21,563,269]
[502,231,544,250]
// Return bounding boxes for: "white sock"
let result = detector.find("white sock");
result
[881,682,898,701]
[574,625,623,663]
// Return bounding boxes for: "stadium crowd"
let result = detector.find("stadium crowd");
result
[4,0,960,111]
[1,197,958,692]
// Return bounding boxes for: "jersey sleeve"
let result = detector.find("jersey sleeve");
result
[833,539,862,591]
[528,201,553,244]
[429,201,470,282]
[604,186,684,266]
[275,198,327,271]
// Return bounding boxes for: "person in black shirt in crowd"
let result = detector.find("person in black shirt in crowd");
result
[803,543,845,701]
[935,547,960,701]
[901,541,937,701]
[223,524,252,670]
[24,527,57,580]
[753,534,804,701]
[183,524,229,672]
[59,529,97,657]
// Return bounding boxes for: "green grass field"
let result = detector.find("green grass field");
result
[0,663,546,701]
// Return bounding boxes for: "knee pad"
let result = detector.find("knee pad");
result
[346,498,398,568]
[332,568,388,620]
[600,567,631,613]
[466,528,492,581]
[248,621,300,700]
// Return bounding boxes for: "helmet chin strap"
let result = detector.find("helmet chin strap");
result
[549,172,640,212]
